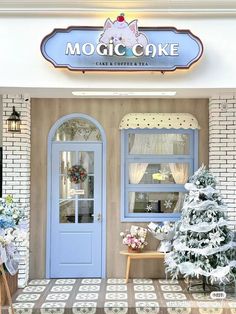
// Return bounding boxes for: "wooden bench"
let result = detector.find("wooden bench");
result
[120,250,165,283]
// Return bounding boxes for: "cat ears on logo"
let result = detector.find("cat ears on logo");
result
[103,18,139,35]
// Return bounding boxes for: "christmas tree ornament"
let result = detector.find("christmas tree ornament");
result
[165,165,236,290]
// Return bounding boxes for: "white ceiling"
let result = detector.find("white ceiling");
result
[1,87,236,99]
[1,0,236,12]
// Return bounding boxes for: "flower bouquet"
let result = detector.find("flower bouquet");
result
[120,226,148,252]
[0,196,27,275]
[148,221,175,253]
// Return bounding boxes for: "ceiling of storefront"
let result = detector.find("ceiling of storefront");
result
[1,0,236,12]
[0,87,236,99]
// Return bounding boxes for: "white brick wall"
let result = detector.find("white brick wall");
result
[2,94,31,288]
[209,97,236,231]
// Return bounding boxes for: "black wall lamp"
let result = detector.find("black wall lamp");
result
[7,106,21,133]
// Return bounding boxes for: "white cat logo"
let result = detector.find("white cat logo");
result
[99,13,148,56]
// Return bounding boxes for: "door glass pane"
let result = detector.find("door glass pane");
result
[128,163,189,184]
[59,151,95,224]
[60,151,94,198]
[128,191,185,213]
[128,133,190,155]
[60,199,75,223]
[78,200,94,223]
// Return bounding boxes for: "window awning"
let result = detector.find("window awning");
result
[119,113,200,130]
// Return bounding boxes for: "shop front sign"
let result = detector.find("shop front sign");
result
[41,14,203,72]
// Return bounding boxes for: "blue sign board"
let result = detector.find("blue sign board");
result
[41,16,203,72]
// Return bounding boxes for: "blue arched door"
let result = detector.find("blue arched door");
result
[50,141,102,278]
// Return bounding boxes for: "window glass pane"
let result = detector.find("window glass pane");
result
[54,118,102,141]
[60,199,75,223]
[78,200,94,223]
[128,133,190,155]
[128,163,189,184]
[128,191,185,213]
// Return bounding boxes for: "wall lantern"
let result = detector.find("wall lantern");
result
[7,106,21,133]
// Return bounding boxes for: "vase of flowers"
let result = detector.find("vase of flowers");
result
[120,226,148,252]
[148,221,175,253]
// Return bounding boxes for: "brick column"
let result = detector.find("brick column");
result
[209,96,236,231]
[2,94,31,288]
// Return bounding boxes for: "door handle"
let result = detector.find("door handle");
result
[97,213,102,222]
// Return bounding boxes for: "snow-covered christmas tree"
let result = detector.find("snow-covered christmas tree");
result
[165,165,236,288]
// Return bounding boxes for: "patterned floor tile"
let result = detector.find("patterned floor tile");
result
[158,279,179,285]
[13,309,33,314]
[79,285,100,292]
[55,279,76,285]
[81,279,102,284]
[76,293,99,300]
[160,285,182,292]
[23,286,46,293]
[73,307,97,314]
[12,302,35,314]
[192,293,212,301]
[29,279,50,286]
[46,293,70,301]
[41,302,66,314]
[163,293,187,300]
[134,285,155,292]
[229,303,236,308]
[16,294,41,301]
[51,285,74,292]
[197,302,223,308]
[73,302,97,308]
[107,285,127,292]
[135,293,157,300]
[133,279,153,284]
[136,302,159,314]
[105,293,128,300]
[13,303,35,309]
[107,279,126,284]
[167,308,191,314]
[188,285,205,292]
[104,302,128,314]
[199,308,223,314]
[166,301,192,307]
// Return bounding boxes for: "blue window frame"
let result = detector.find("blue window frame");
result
[121,128,198,222]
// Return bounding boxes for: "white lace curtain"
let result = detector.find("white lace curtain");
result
[129,134,189,213]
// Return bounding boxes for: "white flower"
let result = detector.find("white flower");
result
[120,232,125,237]
[13,214,18,219]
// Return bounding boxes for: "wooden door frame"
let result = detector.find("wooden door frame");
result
[46,113,106,278]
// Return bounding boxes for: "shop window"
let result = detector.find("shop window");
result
[53,118,102,141]
[120,121,199,222]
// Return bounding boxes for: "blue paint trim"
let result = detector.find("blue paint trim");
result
[47,113,107,279]
[120,131,125,221]
[194,130,199,171]
[121,128,198,222]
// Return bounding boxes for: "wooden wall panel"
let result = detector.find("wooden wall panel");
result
[30,98,209,279]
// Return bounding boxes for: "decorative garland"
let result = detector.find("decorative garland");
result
[67,165,87,184]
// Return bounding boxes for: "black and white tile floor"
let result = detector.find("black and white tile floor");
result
[3,279,236,314]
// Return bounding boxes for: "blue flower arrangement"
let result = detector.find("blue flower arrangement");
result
[0,195,26,275]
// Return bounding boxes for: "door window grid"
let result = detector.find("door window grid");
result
[121,129,198,222]
[59,151,95,224]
